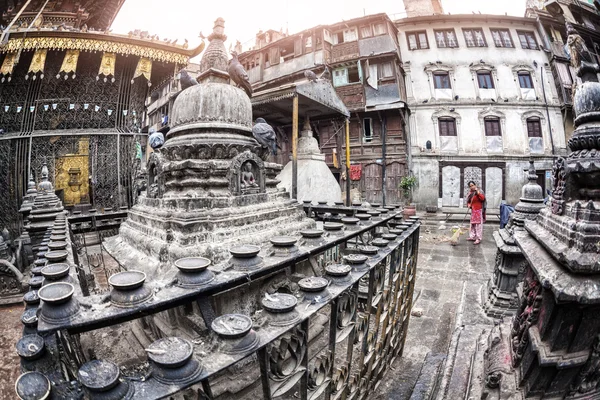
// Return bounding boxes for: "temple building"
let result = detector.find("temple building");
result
[0,0,204,235]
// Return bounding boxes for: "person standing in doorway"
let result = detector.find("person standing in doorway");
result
[466,181,486,245]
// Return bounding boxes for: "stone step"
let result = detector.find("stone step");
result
[434,280,495,400]
[408,352,446,400]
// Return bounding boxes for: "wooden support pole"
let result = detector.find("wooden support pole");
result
[345,118,351,206]
[292,95,299,200]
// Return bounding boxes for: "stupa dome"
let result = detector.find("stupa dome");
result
[168,83,252,138]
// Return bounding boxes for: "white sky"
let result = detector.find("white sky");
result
[112,0,526,57]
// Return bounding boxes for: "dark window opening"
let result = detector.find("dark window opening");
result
[477,72,494,89]
[484,118,501,136]
[518,72,534,89]
[527,118,542,137]
[433,72,451,89]
[363,118,373,142]
[439,118,457,136]
[348,66,360,83]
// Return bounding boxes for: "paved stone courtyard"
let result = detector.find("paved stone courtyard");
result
[377,221,497,399]
[0,220,499,399]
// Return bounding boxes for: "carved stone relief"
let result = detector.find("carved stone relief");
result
[228,151,266,195]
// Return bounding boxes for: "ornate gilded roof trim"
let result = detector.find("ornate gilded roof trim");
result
[0,37,189,64]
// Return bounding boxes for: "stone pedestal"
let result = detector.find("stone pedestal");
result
[277,118,342,204]
[483,231,525,317]
[484,161,544,318]
[27,165,65,250]
[104,19,314,279]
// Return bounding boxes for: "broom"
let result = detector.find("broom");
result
[450,210,470,246]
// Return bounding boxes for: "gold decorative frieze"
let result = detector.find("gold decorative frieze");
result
[98,52,116,78]
[28,49,47,74]
[132,57,152,85]
[0,52,17,76]
[0,37,189,64]
[59,49,79,75]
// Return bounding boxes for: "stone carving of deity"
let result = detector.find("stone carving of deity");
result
[241,162,258,189]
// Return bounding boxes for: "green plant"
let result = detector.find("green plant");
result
[399,175,417,204]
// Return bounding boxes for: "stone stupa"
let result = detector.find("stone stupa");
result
[105,18,313,277]
[277,117,342,204]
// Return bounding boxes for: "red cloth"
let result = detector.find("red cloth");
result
[350,165,362,181]
[467,191,485,211]
[470,209,483,225]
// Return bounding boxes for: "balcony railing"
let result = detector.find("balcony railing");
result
[15,204,420,400]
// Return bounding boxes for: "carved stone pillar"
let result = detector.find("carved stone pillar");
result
[506,22,600,398]
[484,161,544,318]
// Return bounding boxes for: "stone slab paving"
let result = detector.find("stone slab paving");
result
[0,223,500,398]
[0,304,26,399]
[376,223,497,399]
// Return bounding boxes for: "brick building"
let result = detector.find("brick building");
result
[238,13,409,204]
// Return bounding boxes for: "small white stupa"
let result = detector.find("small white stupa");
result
[277,117,342,203]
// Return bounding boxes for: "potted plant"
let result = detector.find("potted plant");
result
[399,175,417,217]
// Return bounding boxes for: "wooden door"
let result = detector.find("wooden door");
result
[385,161,404,204]
[362,163,382,204]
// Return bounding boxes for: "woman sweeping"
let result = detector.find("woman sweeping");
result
[466,181,486,245]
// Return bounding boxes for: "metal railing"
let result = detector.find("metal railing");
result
[15,206,420,400]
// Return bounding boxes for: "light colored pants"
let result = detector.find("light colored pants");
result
[469,223,483,241]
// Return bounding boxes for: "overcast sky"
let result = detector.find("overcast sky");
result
[112,0,526,57]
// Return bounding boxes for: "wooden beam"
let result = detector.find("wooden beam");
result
[292,95,299,200]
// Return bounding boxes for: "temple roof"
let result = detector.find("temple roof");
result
[1,0,125,31]
[252,80,350,125]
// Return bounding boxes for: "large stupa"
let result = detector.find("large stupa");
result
[105,18,313,277]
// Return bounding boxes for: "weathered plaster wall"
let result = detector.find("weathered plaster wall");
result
[397,16,567,208]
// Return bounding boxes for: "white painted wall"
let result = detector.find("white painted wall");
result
[397,15,567,208]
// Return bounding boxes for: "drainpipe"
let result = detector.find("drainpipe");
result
[541,65,556,155]
[345,118,351,206]
[378,111,387,206]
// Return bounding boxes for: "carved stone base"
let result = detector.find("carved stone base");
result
[480,321,521,399]
[483,230,526,318]
[104,191,314,278]
[531,203,600,273]
[510,230,600,399]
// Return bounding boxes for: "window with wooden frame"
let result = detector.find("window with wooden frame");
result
[406,31,429,50]
[434,29,459,48]
[463,28,487,47]
[360,25,373,38]
[378,61,394,78]
[484,118,501,136]
[433,72,451,89]
[373,22,386,36]
[333,65,361,87]
[517,31,539,50]
[332,28,358,44]
[518,71,534,89]
[527,117,543,153]
[439,118,457,136]
[526,118,542,137]
[477,71,494,89]
[490,28,514,48]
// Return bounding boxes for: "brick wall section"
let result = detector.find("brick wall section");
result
[403,0,443,17]
[335,84,364,110]
[332,42,359,63]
